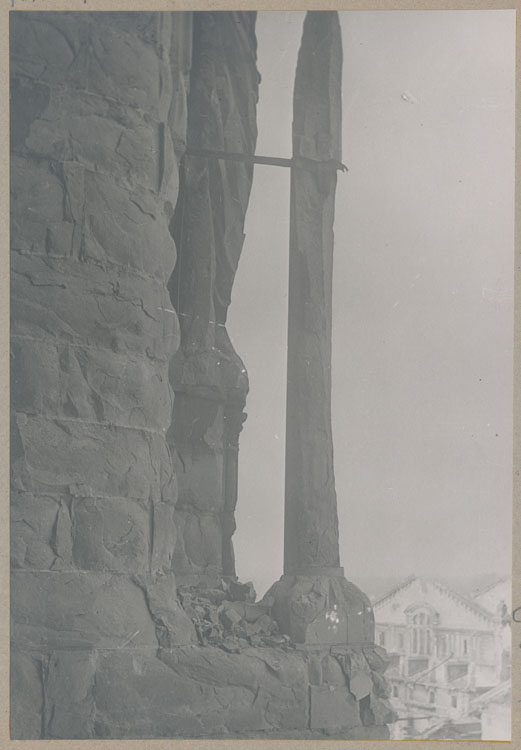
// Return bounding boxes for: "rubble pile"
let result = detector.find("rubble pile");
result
[178,579,292,651]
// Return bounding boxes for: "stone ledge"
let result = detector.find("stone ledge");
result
[11,643,392,739]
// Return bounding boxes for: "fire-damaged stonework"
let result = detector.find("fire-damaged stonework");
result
[10,10,395,739]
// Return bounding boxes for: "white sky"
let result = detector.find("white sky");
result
[227,11,515,597]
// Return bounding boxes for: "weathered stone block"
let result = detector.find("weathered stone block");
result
[83,171,176,276]
[11,413,176,505]
[93,649,219,738]
[10,76,51,150]
[87,25,161,116]
[11,255,179,361]
[11,337,173,432]
[332,646,373,700]
[71,497,149,573]
[321,653,349,687]
[11,491,62,570]
[10,155,67,254]
[159,646,309,733]
[11,571,158,650]
[10,157,85,256]
[140,574,198,646]
[10,648,43,739]
[173,507,222,573]
[43,650,97,738]
[176,450,224,512]
[100,12,162,44]
[24,93,159,192]
[309,685,361,731]
[171,392,223,446]
[10,12,88,88]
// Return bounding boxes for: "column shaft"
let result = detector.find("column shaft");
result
[284,11,343,575]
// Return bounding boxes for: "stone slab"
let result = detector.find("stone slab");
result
[11,570,159,650]
[92,645,308,738]
[11,413,176,505]
[10,648,43,739]
[11,336,173,432]
[309,684,361,731]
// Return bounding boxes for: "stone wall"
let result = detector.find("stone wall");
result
[167,11,258,582]
[10,10,392,739]
[10,10,197,739]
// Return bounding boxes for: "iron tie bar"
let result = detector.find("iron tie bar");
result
[185,148,348,173]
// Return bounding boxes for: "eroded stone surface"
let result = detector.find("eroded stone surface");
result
[310,685,361,731]
[10,649,43,740]
[12,570,160,651]
[10,11,195,737]
[11,641,391,739]
[42,650,98,739]
[269,574,375,647]
[168,11,258,581]
[10,10,391,741]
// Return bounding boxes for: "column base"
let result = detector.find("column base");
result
[265,572,375,647]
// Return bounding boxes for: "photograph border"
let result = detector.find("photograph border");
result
[1,0,518,748]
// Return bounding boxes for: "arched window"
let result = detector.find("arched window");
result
[412,613,431,655]
[405,605,437,656]
[379,631,386,647]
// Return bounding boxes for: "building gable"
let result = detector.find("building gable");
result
[374,577,495,631]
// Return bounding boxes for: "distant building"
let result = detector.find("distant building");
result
[479,682,511,741]
[373,576,511,740]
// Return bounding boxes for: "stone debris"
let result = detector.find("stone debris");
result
[178,581,290,651]
[229,580,257,602]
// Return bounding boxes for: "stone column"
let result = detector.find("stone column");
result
[283,20,342,578]
[167,11,258,585]
[268,12,374,650]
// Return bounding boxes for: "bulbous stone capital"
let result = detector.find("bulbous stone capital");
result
[266,573,375,647]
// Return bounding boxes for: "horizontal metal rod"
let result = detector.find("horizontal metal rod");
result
[185,148,347,173]
[186,149,293,168]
